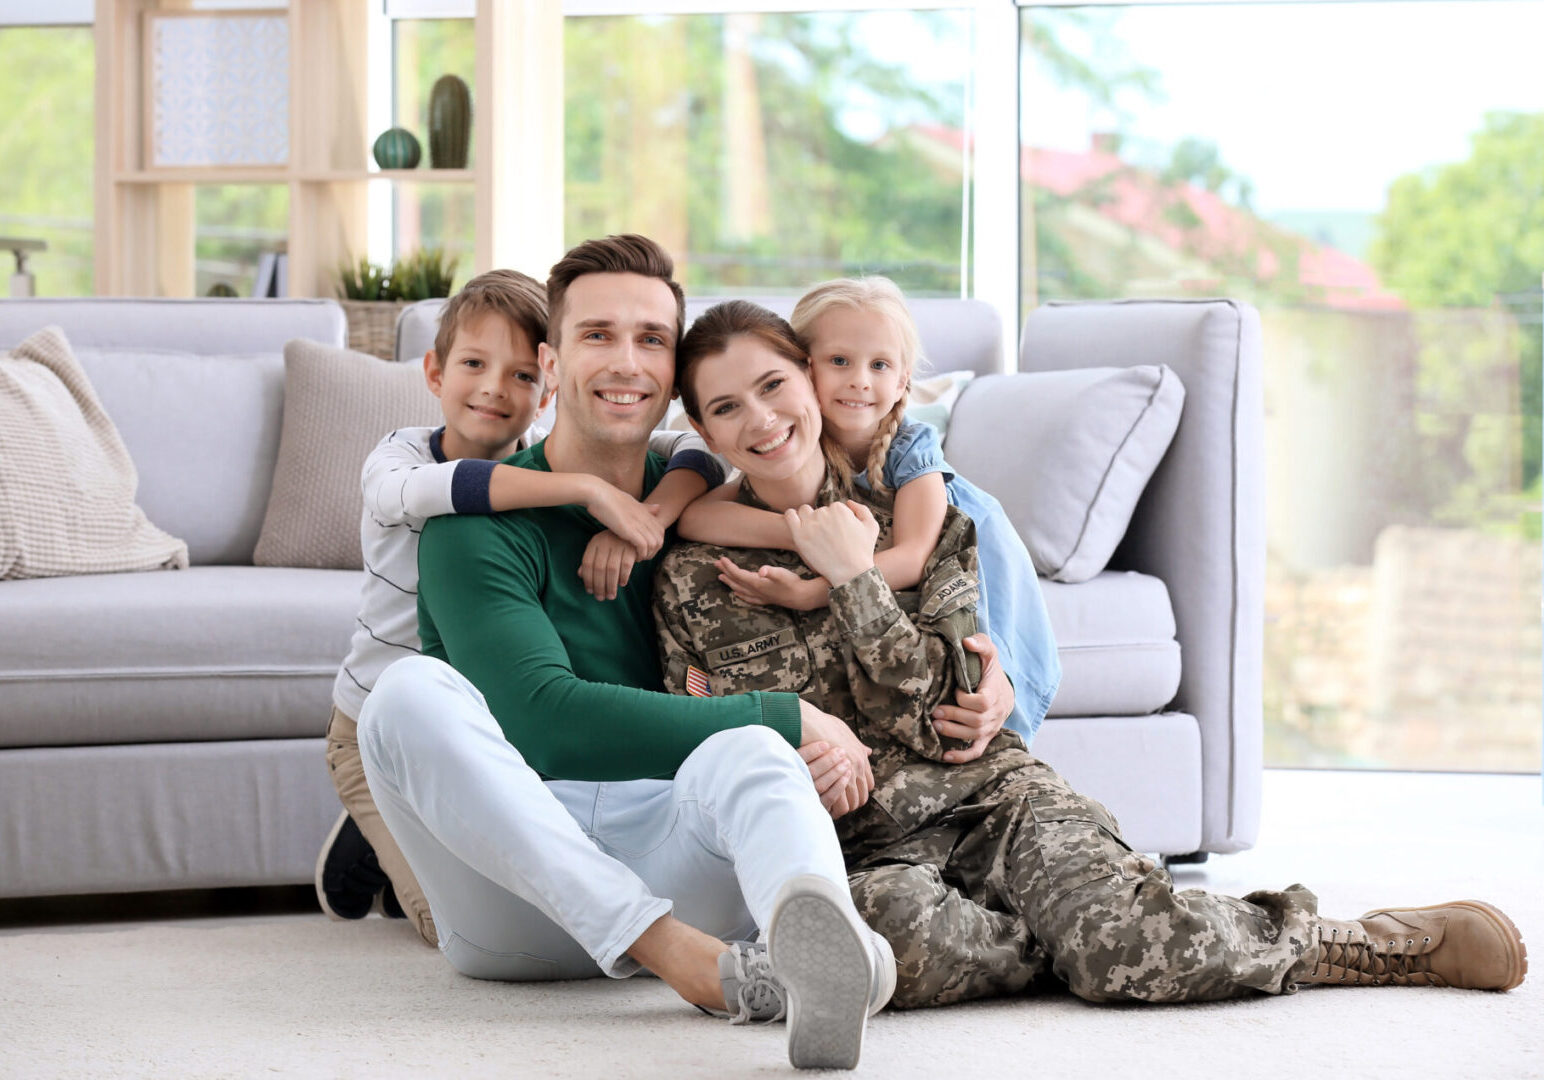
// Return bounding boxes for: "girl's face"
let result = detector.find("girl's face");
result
[804,306,911,449]
[688,334,825,486]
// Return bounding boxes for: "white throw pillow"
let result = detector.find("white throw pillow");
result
[944,365,1185,583]
[0,327,189,580]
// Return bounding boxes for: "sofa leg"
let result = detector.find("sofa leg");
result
[1162,851,1210,868]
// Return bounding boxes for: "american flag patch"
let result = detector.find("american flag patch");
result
[685,665,712,697]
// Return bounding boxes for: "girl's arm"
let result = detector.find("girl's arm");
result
[872,472,947,592]
[677,482,797,549]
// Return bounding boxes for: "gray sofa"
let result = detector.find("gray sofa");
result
[0,295,1262,901]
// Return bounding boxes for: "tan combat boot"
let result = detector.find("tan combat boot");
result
[1304,900,1527,991]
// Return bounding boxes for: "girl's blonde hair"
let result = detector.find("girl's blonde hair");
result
[789,277,923,496]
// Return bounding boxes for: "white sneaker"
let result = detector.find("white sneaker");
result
[767,874,895,1070]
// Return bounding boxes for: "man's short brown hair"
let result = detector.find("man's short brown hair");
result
[432,269,548,366]
[545,234,685,350]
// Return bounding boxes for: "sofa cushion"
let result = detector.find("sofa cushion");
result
[0,566,360,748]
[74,346,284,566]
[945,365,1184,583]
[1,328,189,580]
[1041,570,1181,718]
[253,340,442,570]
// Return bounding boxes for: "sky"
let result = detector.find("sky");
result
[1019,0,1544,215]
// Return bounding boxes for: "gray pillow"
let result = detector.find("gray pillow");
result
[944,365,1185,583]
[254,340,442,570]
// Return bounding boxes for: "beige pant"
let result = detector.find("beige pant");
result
[327,705,437,947]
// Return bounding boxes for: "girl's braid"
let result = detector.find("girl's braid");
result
[865,391,909,497]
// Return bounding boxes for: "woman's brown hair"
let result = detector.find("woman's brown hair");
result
[676,300,855,494]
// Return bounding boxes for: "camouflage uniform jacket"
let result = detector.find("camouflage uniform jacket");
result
[654,475,1037,864]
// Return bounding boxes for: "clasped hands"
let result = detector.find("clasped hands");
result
[578,480,666,600]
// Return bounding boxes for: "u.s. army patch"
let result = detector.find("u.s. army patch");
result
[706,627,800,670]
[919,572,978,621]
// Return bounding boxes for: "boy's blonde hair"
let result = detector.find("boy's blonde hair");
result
[432,269,548,366]
[790,276,923,496]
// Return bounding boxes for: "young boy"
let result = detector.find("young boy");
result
[317,269,723,945]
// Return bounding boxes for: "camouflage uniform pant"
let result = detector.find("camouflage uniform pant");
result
[847,758,1321,1009]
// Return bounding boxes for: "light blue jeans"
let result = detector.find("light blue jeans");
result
[357,654,856,980]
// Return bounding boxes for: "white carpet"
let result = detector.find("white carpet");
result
[3,898,1539,1080]
[7,771,1541,1079]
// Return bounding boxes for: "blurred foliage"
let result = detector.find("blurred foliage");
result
[1371,110,1544,524]
[0,27,94,296]
[337,248,457,302]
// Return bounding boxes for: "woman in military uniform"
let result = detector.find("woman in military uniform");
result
[651,300,1525,1009]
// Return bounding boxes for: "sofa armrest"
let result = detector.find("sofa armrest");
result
[1018,299,1264,854]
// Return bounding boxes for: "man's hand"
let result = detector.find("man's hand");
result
[798,742,859,817]
[714,558,831,611]
[933,634,1015,763]
[579,530,641,601]
[798,698,874,810]
[585,479,665,559]
[783,501,879,588]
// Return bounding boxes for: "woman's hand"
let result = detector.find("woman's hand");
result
[584,478,665,559]
[579,530,640,600]
[783,501,880,588]
[932,634,1016,763]
[714,558,831,611]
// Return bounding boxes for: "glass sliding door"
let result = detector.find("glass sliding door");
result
[1019,0,1543,772]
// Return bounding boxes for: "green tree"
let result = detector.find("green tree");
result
[1370,110,1544,531]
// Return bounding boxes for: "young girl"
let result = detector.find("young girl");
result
[677,277,1060,741]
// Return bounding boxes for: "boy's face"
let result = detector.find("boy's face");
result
[425,310,551,460]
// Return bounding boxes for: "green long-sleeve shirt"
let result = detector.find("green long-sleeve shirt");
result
[416,439,802,781]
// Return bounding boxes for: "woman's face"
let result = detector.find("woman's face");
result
[689,334,825,485]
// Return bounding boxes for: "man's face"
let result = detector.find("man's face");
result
[539,272,677,448]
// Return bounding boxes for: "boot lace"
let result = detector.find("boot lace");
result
[1318,926,1444,986]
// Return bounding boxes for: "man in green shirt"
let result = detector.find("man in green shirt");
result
[361,235,1008,1070]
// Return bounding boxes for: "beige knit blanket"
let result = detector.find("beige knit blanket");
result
[0,326,188,580]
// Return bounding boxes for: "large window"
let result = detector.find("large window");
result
[1020,1,1543,772]
[0,25,94,297]
[389,9,974,296]
[563,10,972,297]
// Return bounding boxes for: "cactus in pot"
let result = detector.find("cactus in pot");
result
[428,74,472,169]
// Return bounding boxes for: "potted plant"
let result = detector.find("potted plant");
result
[336,248,460,360]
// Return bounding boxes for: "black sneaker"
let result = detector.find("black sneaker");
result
[380,883,407,920]
[315,810,388,920]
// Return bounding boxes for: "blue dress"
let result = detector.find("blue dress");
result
[855,420,1061,742]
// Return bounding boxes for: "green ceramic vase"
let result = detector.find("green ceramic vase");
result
[373,127,422,171]
[428,75,472,169]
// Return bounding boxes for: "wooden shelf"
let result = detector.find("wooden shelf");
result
[95,0,562,299]
[116,168,293,185]
[300,169,476,183]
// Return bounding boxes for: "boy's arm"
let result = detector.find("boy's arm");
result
[647,429,727,515]
[491,464,665,560]
[418,513,802,781]
[872,472,948,592]
[361,430,466,525]
[577,437,723,600]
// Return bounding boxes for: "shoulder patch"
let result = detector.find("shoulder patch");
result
[919,571,979,621]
